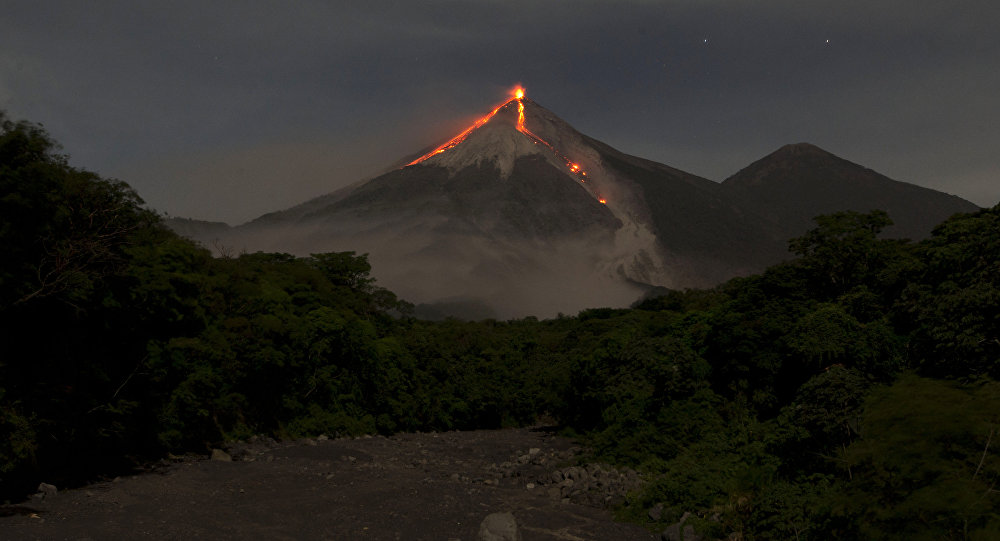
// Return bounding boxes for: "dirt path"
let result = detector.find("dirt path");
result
[1,428,658,540]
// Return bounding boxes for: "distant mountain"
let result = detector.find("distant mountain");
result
[168,90,978,318]
[721,143,979,242]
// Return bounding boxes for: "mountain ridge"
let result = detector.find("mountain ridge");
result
[166,90,979,317]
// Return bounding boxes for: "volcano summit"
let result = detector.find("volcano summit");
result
[171,87,978,318]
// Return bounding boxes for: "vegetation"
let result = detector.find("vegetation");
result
[2,111,998,538]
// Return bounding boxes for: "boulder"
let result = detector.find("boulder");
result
[648,502,665,522]
[478,512,522,541]
[36,482,58,499]
[661,511,692,541]
[662,523,681,541]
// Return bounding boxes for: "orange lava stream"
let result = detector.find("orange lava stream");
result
[513,94,588,181]
[405,98,514,166]
[406,85,605,203]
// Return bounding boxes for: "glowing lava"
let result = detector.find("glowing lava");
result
[405,100,511,166]
[405,85,606,204]
[511,86,550,145]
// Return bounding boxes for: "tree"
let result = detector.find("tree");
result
[902,204,1000,378]
[833,375,1000,539]
[0,111,164,498]
[0,111,155,309]
[788,210,910,297]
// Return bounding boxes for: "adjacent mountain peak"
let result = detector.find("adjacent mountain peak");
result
[723,142,856,188]
[722,143,979,240]
[773,142,830,155]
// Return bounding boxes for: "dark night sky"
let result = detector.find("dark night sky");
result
[2,1,998,224]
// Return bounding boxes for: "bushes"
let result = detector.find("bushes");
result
[830,376,1000,539]
[901,205,1000,378]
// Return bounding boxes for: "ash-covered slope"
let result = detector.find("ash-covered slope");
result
[579,139,788,285]
[722,143,980,241]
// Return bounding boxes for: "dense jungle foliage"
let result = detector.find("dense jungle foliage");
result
[2,112,998,539]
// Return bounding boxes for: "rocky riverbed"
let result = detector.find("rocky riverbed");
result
[1,427,658,540]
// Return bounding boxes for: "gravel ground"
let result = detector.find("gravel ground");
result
[0,427,658,540]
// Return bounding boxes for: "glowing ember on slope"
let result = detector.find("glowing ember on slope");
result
[405,86,607,204]
[510,93,591,184]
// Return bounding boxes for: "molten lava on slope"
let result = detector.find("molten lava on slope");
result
[405,86,598,200]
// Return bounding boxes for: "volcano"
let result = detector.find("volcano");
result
[227,87,699,318]
[720,143,979,242]
[171,87,979,318]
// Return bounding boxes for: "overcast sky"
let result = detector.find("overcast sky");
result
[3,1,998,223]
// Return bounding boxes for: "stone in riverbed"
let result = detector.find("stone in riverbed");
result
[478,512,522,541]
[36,483,58,499]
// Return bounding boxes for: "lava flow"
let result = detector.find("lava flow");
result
[406,86,527,166]
[405,86,601,201]
[404,99,511,166]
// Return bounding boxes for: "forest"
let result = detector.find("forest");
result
[1,111,998,539]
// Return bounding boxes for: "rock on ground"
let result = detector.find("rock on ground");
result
[479,512,522,541]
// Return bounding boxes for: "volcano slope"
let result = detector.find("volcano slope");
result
[171,88,978,318]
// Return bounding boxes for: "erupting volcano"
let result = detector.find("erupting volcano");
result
[170,85,782,317]
[173,84,730,317]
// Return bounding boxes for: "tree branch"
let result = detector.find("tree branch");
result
[87,355,147,414]
[972,426,995,482]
